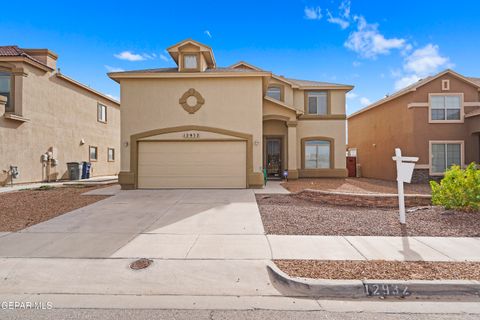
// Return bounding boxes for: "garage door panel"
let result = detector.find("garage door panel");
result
[137,141,247,189]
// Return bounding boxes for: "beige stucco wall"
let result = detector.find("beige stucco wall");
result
[0,62,120,185]
[119,76,264,175]
[296,120,347,169]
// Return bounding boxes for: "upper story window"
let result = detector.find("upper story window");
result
[266,86,282,101]
[430,94,462,122]
[307,91,328,115]
[183,54,198,69]
[0,72,13,112]
[97,104,107,123]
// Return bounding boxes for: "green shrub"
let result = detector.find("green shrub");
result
[430,163,480,211]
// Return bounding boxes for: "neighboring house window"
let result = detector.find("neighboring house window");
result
[108,148,115,162]
[184,54,198,69]
[97,104,107,123]
[431,142,462,174]
[430,94,461,121]
[267,86,282,101]
[305,140,331,169]
[0,72,13,112]
[307,91,328,115]
[89,146,98,161]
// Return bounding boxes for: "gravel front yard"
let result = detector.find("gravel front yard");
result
[257,195,480,237]
[275,260,480,280]
[281,178,431,195]
[0,185,111,232]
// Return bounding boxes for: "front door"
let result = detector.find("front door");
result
[266,138,282,178]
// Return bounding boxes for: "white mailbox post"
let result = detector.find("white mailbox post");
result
[392,148,419,224]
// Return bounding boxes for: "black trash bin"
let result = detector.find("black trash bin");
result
[81,162,92,179]
[67,162,81,180]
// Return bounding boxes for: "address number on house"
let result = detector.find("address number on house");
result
[183,132,200,139]
[364,284,410,297]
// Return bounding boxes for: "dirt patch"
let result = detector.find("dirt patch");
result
[282,178,431,195]
[275,260,480,280]
[257,194,480,237]
[0,185,113,232]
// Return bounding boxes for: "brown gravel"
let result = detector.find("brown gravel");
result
[282,178,431,195]
[257,194,480,237]
[0,185,112,232]
[275,260,480,280]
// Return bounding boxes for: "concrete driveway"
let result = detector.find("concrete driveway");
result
[0,188,267,258]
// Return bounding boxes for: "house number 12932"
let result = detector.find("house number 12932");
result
[364,284,410,297]
[183,132,200,139]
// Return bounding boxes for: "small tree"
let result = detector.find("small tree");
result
[430,163,480,211]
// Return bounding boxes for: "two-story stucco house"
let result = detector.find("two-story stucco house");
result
[109,39,352,189]
[0,46,120,185]
[348,69,480,182]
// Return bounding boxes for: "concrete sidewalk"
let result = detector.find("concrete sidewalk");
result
[268,235,480,262]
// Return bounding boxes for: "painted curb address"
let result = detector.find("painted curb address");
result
[267,264,480,299]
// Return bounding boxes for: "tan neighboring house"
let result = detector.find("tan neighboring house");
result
[0,46,120,185]
[109,39,352,189]
[348,69,480,182]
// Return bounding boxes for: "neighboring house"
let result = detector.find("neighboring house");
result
[109,39,352,189]
[0,46,120,185]
[348,69,480,183]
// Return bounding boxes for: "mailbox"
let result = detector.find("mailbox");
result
[397,162,416,183]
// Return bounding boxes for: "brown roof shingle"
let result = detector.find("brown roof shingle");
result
[0,45,49,68]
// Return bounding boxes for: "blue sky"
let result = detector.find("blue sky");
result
[2,0,479,114]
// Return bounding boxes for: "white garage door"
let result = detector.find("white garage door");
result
[137,141,247,189]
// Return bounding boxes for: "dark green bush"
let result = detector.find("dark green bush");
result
[430,163,480,211]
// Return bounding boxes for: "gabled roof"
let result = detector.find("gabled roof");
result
[348,69,480,119]
[0,45,54,70]
[264,96,303,115]
[230,61,263,71]
[166,38,216,69]
[285,77,353,89]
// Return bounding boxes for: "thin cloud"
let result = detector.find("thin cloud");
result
[104,65,124,72]
[327,10,350,29]
[114,51,158,61]
[345,16,405,59]
[304,6,322,20]
[404,44,450,76]
[204,30,212,38]
[360,97,371,106]
[394,44,452,90]
[160,54,169,62]
[346,92,358,99]
[114,51,146,61]
[340,0,351,18]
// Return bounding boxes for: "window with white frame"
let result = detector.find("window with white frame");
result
[305,140,331,169]
[266,86,282,101]
[89,146,98,161]
[0,71,13,112]
[307,91,328,115]
[97,104,107,123]
[431,142,462,174]
[108,148,115,162]
[183,54,198,69]
[430,95,461,121]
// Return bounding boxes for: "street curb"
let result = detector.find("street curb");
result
[267,262,480,299]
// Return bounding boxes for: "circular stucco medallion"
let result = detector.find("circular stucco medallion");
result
[179,88,205,114]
